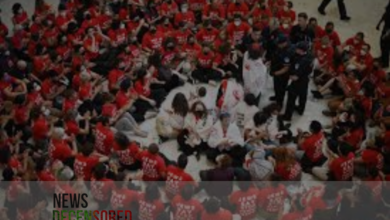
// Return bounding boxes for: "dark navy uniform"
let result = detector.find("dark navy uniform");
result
[283,43,314,121]
[270,39,294,107]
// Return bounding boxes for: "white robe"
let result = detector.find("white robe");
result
[219,79,244,116]
[242,51,268,97]
[208,121,244,151]
[184,113,213,146]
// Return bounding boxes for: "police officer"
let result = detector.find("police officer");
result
[377,1,390,68]
[270,35,294,108]
[282,42,314,121]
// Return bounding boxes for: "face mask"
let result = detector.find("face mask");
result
[182,7,188,13]
[322,45,327,49]
[188,40,194,44]
[360,50,367,56]
[150,28,156,34]
[120,23,125,29]
[131,37,137,43]
[204,51,209,55]
[60,11,66,16]
[326,29,333,33]
[105,10,111,16]
[234,21,241,26]
[282,23,289,29]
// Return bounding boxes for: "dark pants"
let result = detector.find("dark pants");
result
[192,67,223,83]
[300,154,327,173]
[318,0,348,18]
[273,74,289,107]
[284,79,309,120]
[206,145,248,167]
[380,29,390,68]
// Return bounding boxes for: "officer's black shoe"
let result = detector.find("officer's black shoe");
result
[341,16,351,21]
[318,8,326,15]
[311,90,324,99]
[269,96,277,101]
[294,106,304,115]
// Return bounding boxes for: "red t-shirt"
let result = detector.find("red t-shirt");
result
[202,4,226,24]
[134,80,151,97]
[174,29,191,45]
[345,38,365,55]
[62,98,77,113]
[196,28,220,44]
[361,149,384,170]
[108,69,125,90]
[301,132,325,162]
[229,187,258,220]
[37,169,56,193]
[113,142,140,166]
[108,28,128,45]
[330,153,355,181]
[197,52,215,69]
[14,105,29,125]
[159,2,179,17]
[102,103,117,117]
[226,22,251,44]
[32,116,49,140]
[94,123,114,155]
[139,151,166,181]
[183,43,202,59]
[110,187,139,210]
[142,32,165,51]
[171,195,204,220]
[138,194,165,220]
[314,43,334,66]
[189,0,207,11]
[274,161,302,181]
[304,186,341,211]
[257,185,288,213]
[325,31,341,47]
[49,139,73,162]
[201,208,233,220]
[276,10,296,23]
[227,3,249,18]
[281,207,313,220]
[343,128,364,151]
[91,177,115,202]
[65,120,80,136]
[74,154,100,181]
[165,165,195,198]
[13,12,28,25]
[115,89,137,109]
[174,11,196,26]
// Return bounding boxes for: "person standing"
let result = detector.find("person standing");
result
[282,42,314,121]
[318,0,351,21]
[290,13,315,45]
[270,35,294,107]
[377,1,390,68]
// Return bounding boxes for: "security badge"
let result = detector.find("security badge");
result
[284,57,290,64]
[295,63,300,70]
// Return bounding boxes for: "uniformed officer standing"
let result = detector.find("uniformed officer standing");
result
[282,42,314,121]
[270,35,294,108]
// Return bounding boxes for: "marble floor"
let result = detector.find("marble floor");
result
[0,0,387,177]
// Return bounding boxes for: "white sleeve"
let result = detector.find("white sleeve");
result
[207,123,221,149]
[229,123,244,146]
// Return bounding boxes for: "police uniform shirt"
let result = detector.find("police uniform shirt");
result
[271,44,294,73]
[291,52,314,80]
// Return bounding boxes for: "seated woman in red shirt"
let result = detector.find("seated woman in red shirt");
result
[12,3,29,28]
[273,147,302,181]
[133,68,167,122]
[202,197,233,220]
